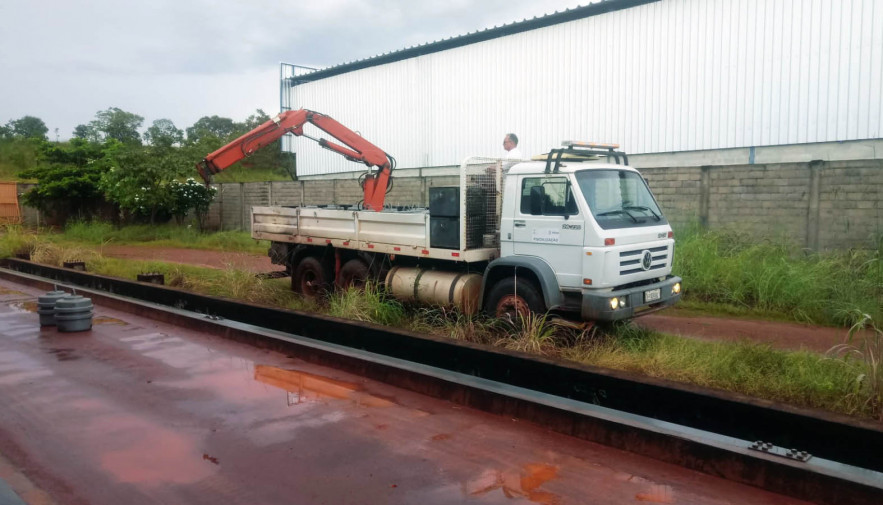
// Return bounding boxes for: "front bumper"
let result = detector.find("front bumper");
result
[581,275,681,322]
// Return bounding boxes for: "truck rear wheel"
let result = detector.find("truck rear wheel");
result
[485,277,545,321]
[292,257,330,298]
[337,258,369,289]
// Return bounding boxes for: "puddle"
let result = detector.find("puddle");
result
[466,463,560,504]
[254,365,395,408]
[8,301,38,313]
[94,316,128,326]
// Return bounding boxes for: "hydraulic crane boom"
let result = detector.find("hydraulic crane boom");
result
[197,109,395,211]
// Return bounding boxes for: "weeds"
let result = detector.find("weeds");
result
[827,312,883,420]
[0,225,38,258]
[674,227,883,326]
[326,283,406,327]
[564,322,871,417]
[62,221,267,254]
[31,241,102,267]
[411,306,497,345]
[494,312,561,357]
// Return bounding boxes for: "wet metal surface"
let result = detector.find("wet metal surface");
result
[0,277,811,505]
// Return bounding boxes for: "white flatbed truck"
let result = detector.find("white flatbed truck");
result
[249,144,681,322]
[198,110,680,322]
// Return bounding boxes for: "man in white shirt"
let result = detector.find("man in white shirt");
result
[503,133,522,160]
[502,133,523,173]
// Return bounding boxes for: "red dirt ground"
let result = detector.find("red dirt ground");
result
[100,245,849,354]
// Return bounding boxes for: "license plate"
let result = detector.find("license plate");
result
[644,288,661,302]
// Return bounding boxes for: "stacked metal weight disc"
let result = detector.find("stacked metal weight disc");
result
[37,290,71,327]
[54,295,94,332]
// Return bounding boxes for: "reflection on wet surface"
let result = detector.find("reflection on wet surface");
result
[44,347,79,362]
[97,415,217,485]
[255,365,395,408]
[0,350,54,385]
[466,462,560,504]
[635,484,675,503]
[8,301,38,313]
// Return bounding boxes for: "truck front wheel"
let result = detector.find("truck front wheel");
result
[292,257,330,298]
[485,277,545,321]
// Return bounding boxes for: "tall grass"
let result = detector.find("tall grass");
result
[494,312,561,357]
[674,227,883,326]
[326,283,406,327]
[0,225,37,258]
[61,221,267,253]
[410,307,498,345]
[827,312,883,420]
[563,323,874,418]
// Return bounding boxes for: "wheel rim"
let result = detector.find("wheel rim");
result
[496,294,530,321]
[300,270,320,296]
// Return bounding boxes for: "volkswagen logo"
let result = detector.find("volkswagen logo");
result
[641,250,653,270]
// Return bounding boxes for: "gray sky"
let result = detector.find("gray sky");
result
[0,0,591,140]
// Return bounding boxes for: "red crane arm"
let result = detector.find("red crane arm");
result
[197,109,393,211]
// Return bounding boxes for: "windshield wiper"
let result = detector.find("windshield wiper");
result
[624,205,661,221]
[596,209,638,223]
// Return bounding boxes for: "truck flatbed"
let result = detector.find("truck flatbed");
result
[252,205,499,263]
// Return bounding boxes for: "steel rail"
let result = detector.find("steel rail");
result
[1,260,881,505]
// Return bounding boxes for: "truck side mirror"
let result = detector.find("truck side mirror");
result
[529,186,545,215]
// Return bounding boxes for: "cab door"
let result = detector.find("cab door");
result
[511,176,585,289]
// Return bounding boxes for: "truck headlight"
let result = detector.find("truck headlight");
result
[672,282,681,295]
[609,297,627,310]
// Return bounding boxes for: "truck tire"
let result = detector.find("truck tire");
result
[337,258,369,289]
[485,277,545,321]
[292,257,330,298]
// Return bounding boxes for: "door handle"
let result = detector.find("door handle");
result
[514,221,526,228]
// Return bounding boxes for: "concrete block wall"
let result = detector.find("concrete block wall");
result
[818,160,883,250]
[640,166,703,231]
[386,177,425,208]
[302,180,335,206]
[269,181,300,207]
[707,163,812,245]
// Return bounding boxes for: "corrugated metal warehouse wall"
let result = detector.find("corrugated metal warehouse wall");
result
[285,0,883,176]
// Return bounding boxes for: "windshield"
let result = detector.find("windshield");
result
[575,169,667,229]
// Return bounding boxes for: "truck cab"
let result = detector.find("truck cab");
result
[490,144,681,321]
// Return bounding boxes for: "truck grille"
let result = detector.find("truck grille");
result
[619,246,668,275]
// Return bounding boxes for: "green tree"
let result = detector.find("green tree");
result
[100,140,188,224]
[170,178,216,229]
[144,119,184,149]
[185,115,238,144]
[19,139,115,222]
[72,124,100,142]
[242,109,272,131]
[74,107,143,145]
[5,116,48,140]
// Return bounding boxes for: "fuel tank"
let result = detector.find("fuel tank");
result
[385,266,482,315]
